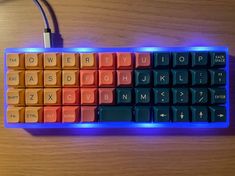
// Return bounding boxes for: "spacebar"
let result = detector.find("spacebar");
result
[99,106,133,122]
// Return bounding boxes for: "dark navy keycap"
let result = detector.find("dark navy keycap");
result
[191,106,208,122]
[210,52,226,67]
[191,52,208,67]
[172,69,188,85]
[209,106,226,122]
[135,70,151,87]
[153,70,170,86]
[172,106,189,122]
[172,88,189,104]
[135,88,151,104]
[99,106,132,122]
[209,88,226,104]
[190,70,208,86]
[209,69,226,85]
[172,52,189,68]
[190,88,208,104]
[116,88,132,104]
[153,106,170,122]
[154,52,170,68]
[153,88,170,104]
[135,106,151,122]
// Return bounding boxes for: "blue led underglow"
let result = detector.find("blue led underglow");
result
[4,46,229,129]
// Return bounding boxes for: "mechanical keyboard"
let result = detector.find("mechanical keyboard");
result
[4,47,229,128]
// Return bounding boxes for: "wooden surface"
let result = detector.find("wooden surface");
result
[0,0,235,175]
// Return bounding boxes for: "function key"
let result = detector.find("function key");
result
[172,106,189,122]
[209,88,226,104]
[25,107,43,123]
[62,53,79,69]
[80,53,97,69]
[135,52,151,68]
[25,53,43,69]
[172,69,188,85]
[7,70,25,87]
[7,89,25,106]
[190,70,208,86]
[210,52,226,67]
[191,52,208,67]
[117,52,133,69]
[6,53,25,69]
[209,69,226,85]
[44,53,62,69]
[153,106,170,122]
[153,52,170,68]
[99,53,116,70]
[209,106,226,122]
[172,52,189,68]
[7,107,25,123]
[191,106,208,122]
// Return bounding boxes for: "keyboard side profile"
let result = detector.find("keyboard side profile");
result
[4,47,229,128]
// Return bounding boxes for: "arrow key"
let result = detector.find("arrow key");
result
[153,106,170,122]
[191,106,208,122]
[209,106,226,122]
[172,106,189,122]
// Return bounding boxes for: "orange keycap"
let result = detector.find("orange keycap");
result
[6,53,25,69]
[117,52,133,69]
[99,70,115,87]
[99,88,115,105]
[44,53,62,69]
[7,71,25,87]
[99,53,115,69]
[62,70,79,87]
[80,53,97,69]
[25,53,43,69]
[80,70,97,87]
[81,106,96,122]
[62,88,80,105]
[7,107,25,123]
[25,107,43,123]
[117,70,133,86]
[62,106,80,123]
[135,52,151,68]
[62,53,79,69]
[80,88,97,105]
[44,106,61,122]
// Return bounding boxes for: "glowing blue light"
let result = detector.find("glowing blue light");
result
[4,46,229,129]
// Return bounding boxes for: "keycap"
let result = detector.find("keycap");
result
[25,53,43,69]
[25,70,43,87]
[153,106,170,122]
[190,88,208,104]
[209,69,226,85]
[135,106,151,122]
[62,106,80,123]
[25,89,43,105]
[44,88,62,105]
[99,70,115,87]
[135,88,151,104]
[44,70,61,87]
[62,88,80,105]
[135,53,151,68]
[44,52,62,69]
[7,53,25,69]
[117,70,132,87]
[210,52,226,67]
[153,88,170,104]
[81,106,97,122]
[172,106,189,122]
[99,88,115,105]
[172,52,189,67]
[191,106,208,122]
[7,71,25,87]
[99,53,115,69]
[7,107,25,123]
[117,52,133,69]
[209,106,226,122]
[7,89,25,106]
[209,88,226,104]
[172,88,188,104]
[99,106,132,122]
[172,69,188,85]
[191,52,208,67]
[62,70,79,87]
[116,88,132,104]
[80,53,97,69]
[80,88,97,105]
[44,106,62,122]
[62,53,79,69]
[80,70,97,87]
[153,52,170,68]
[25,107,43,123]
[135,70,151,87]
[153,70,169,86]
[190,70,208,86]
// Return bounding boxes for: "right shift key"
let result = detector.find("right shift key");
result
[210,52,226,67]
[99,106,132,122]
